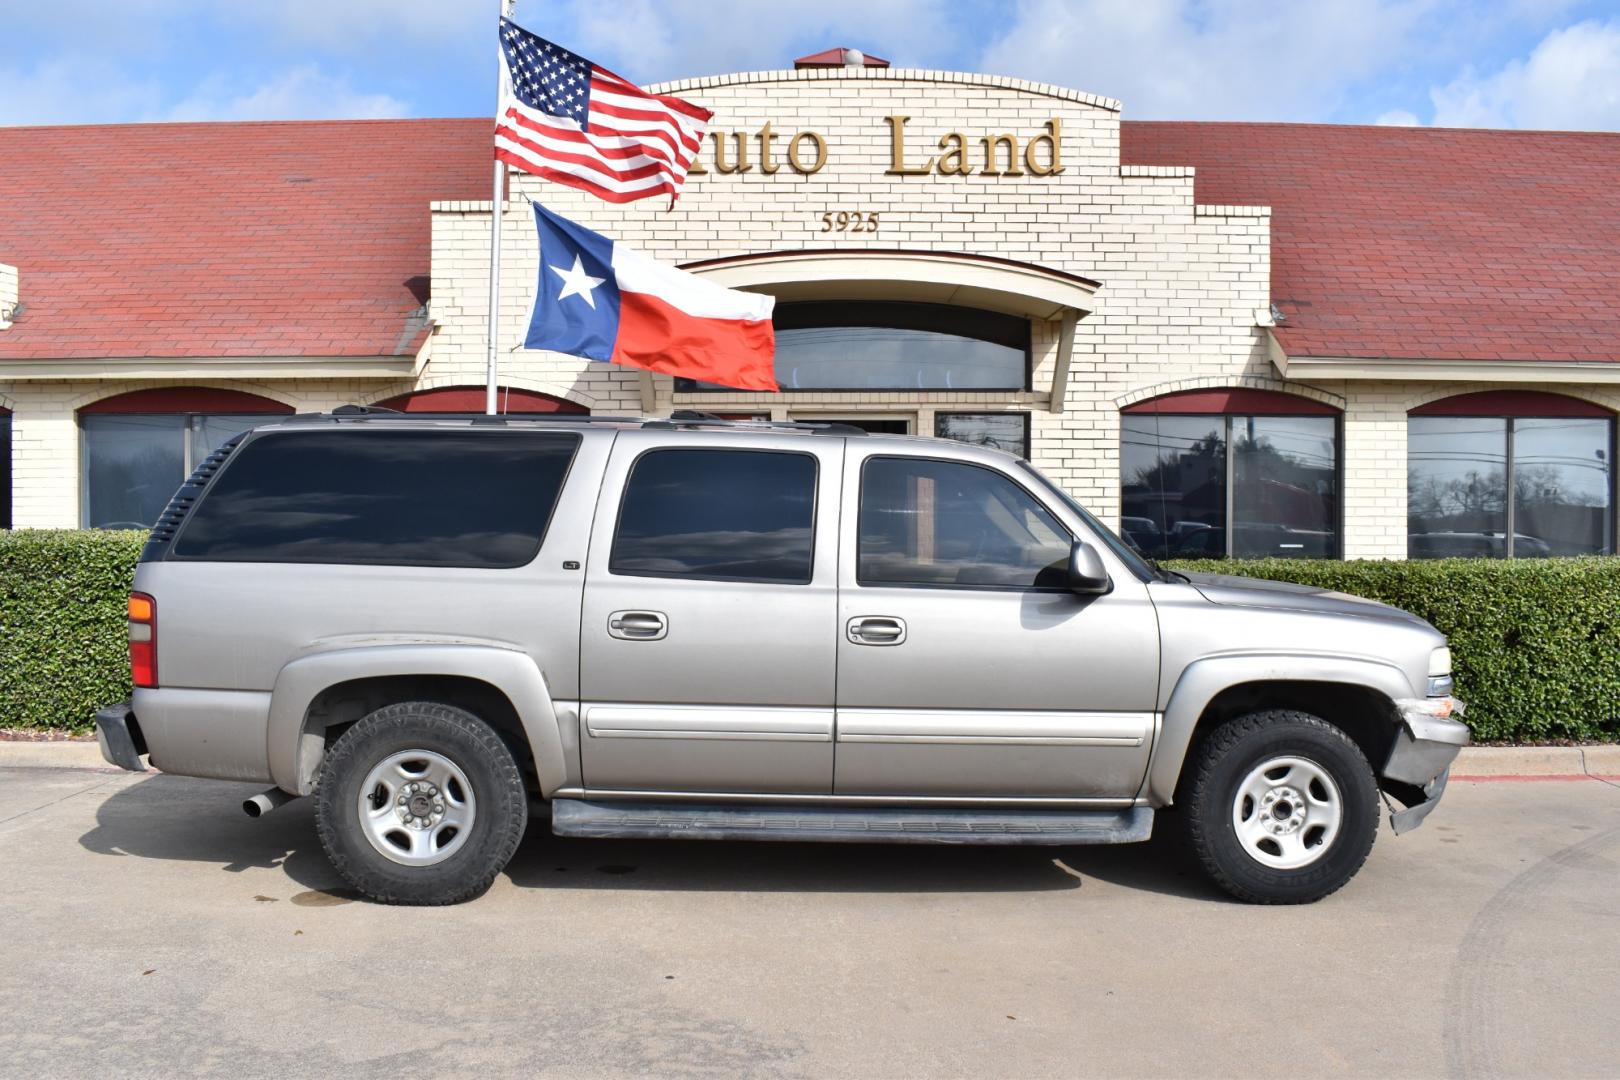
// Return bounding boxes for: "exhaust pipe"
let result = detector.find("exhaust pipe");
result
[243,788,296,818]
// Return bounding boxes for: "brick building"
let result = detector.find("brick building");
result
[1,53,1616,560]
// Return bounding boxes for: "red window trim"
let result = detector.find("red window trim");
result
[1409,390,1612,419]
[375,385,588,414]
[80,387,294,415]
[1121,388,1339,416]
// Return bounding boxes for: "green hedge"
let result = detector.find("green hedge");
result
[1167,557,1620,743]
[0,530,146,732]
[2,531,1616,741]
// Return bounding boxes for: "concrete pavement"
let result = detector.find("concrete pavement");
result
[1,765,1616,1078]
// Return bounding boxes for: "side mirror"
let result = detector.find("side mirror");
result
[1067,540,1112,595]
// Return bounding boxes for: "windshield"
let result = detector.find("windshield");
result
[1017,460,1158,583]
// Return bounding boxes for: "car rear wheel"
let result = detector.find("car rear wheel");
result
[315,701,528,905]
[1183,709,1379,904]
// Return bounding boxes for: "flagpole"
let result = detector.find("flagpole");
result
[486,0,516,415]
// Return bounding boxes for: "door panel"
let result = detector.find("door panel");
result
[834,448,1160,798]
[579,432,843,795]
[579,704,831,792]
[834,703,1154,796]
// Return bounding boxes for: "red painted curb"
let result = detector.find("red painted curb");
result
[1452,774,1620,783]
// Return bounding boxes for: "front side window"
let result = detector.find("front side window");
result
[676,302,1030,392]
[611,449,817,583]
[173,430,579,567]
[1409,413,1613,558]
[935,412,1030,458]
[859,456,1070,589]
[1121,410,1340,559]
[82,412,281,528]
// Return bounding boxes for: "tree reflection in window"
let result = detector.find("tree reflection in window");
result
[1121,413,1338,559]
[1409,415,1612,558]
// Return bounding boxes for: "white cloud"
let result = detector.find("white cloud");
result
[216,0,482,52]
[5,0,475,54]
[162,65,410,122]
[554,0,955,82]
[0,58,165,126]
[1,2,453,124]
[977,0,1441,121]
[1430,18,1620,130]
[1375,108,1421,126]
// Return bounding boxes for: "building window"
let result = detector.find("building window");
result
[676,301,1030,392]
[1120,389,1341,559]
[0,409,11,529]
[80,388,292,529]
[935,412,1030,458]
[1408,392,1614,558]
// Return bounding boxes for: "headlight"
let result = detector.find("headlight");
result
[1399,696,1465,721]
[1427,646,1453,697]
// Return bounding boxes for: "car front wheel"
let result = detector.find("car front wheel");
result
[1183,709,1379,904]
[315,701,528,905]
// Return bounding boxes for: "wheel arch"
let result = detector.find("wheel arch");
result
[1143,656,1409,806]
[268,645,572,797]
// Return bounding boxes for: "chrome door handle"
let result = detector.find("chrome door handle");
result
[847,616,906,646]
[608,610,668,641]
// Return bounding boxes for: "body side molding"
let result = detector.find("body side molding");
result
[583,703,833,742]
[836,708,1151,746]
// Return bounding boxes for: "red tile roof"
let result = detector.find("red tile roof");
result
[3,117,1615,367]
[1120,121,1620,364]
[0,119,490,360]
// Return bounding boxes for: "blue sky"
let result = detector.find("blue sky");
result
[4,1,1619,129]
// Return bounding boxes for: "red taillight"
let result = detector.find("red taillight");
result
[128,591,157,688]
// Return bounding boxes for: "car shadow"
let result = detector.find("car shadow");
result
[78,775,1231,903]
[77,773,343,893]
[507,810,1229,902]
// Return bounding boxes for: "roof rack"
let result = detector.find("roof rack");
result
[278,409,646,426]
[645,410,868,436]
[274,407,871,436]
[331,403,399,415]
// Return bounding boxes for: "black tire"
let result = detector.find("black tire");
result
[1183,710,1379,904]
[315,701,528,906]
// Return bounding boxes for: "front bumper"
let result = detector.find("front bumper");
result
[94,701,147,772]
[1382,699,1470,835]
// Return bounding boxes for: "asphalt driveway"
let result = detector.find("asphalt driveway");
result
[1,766,1616,1079]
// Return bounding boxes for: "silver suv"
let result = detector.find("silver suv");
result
[95,411,1468,905]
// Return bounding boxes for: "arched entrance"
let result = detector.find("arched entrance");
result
[681,249,1099,452]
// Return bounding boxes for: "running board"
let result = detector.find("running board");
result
[551,799,1153,846]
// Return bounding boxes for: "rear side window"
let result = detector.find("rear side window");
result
[611,448,817,583]
[171,429,579,567]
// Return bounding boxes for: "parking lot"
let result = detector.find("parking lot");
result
[1,765,1616,1079]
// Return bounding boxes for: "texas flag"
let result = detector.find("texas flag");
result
[523,204,777,391]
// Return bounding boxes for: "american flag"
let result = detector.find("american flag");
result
[494,19,711,205]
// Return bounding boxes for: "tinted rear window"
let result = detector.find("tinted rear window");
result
[172,429,579,567]
[610,448,817,583]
